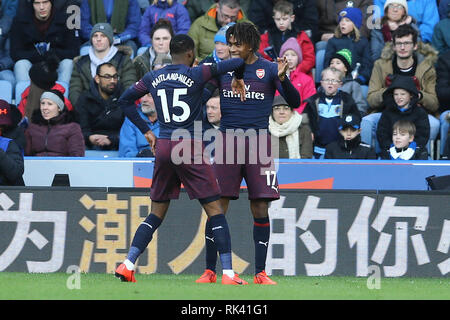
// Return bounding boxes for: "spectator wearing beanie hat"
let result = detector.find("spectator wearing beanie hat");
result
[277,37,316,114]
[329,48,369,115]
[0,99,25,186]
[17,55,74,124]
[371,0,420,61]
[324,7,373,86]
[69,22,137,106]
[373,0,439,43]
[258,0,315,76]
[25,89,85,157]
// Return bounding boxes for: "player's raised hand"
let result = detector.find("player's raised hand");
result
[277,57,289,81]
[231,78,246,101]
[144,130,157,155]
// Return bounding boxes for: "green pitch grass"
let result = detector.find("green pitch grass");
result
[0,273,449,300]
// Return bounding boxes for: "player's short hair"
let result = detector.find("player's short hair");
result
[226,22,261,53]
[393,119,416,136]
[170,34,195,55]
[273,0,294,16]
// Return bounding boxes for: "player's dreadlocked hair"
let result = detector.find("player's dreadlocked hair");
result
[169,34,195,55]
[226,22,261,53]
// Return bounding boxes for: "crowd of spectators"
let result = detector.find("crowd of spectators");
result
[0,0,448,181]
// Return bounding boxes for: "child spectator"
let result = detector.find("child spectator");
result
[325,113,376,159]
[133,18,173,80]
[324,7,372,85]
[329,48,368,115]
[377,75,430,159]
[304,67,360,158]
[25,89,85,157]
[371,0,420,61]
[199,22,233,64]
[259,0,315,76]
[278,37,316,114]
[269,95,313,159]
[381,119,428,160]
[0,100,24,186]
[139,0,191,47]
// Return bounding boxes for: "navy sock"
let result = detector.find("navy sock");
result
[253,217,270,274]
[209,214,232,270]
[204,218,217,272]
[127,213,162,264]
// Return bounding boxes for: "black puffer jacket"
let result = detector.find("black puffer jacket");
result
[75,80,125,150]
[325,134,377,159]
[377,75,430,151]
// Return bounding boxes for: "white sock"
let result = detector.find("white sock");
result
[223,269,235,278]
[124,259,135,271]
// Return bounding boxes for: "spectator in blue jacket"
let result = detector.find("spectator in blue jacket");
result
[119,93,159,157]
[139,0,191,47]
[0,0,18,89]
[80,0,141,55]
[373,0,439,43]
[439,0,450,20]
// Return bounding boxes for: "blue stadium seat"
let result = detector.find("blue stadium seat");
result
[137,46,148,56]
[315,49,325,83]
[15,80,69,105]
[0,80,13,103]
[15,80,30,105]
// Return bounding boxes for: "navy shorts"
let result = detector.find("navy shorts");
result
[150,138,221,202]
[214,131,280,200]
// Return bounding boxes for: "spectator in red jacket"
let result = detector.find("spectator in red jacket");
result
[258,0,315,76]
[277,37,316,114]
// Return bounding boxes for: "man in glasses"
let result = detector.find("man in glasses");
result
[188,0,250,61]
[363,24,439,155]
[75,62,125,151]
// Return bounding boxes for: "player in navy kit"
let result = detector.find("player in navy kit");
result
[114,34,248,285]
[196,22,301,285]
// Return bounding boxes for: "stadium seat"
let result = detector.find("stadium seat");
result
[137,46,148,56]
[80,45,90,56]
[84,150,120,158]
[15,80,30,105]
[15,80,69,105]
[0,80,13,103]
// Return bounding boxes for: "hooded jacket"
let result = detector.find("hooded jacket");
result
[25,108,85,157]
[188,4,249,61]
[376,75,430,152]
[367,41,439,115]
[75,80,125,150]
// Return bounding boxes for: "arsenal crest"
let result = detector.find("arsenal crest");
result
[256,69,265,79]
